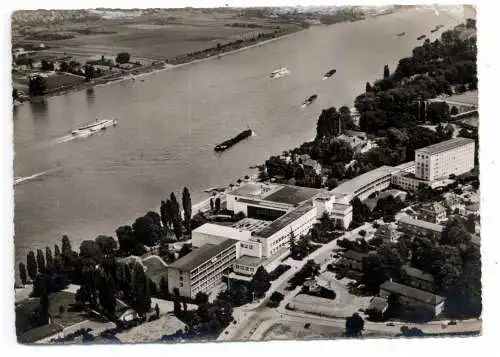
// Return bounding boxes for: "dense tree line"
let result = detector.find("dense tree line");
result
[360,216,480,319]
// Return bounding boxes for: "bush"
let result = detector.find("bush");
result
[270,291,284,303]
[115,52,131,64]
[269,264,291,281]
[358,230,366,237]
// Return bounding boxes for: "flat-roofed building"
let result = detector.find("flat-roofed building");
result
[379,280,445,317]
[415,137,475,181]
[331,165,406,202]
[397,215,444,240]
[167,239,238,298]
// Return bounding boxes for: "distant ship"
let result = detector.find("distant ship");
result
[397,32,406,37]
[214,129,253,152]
[417,34,427,40]
[71,118,118,136]
[322,69,337,80]
[270,67,290,79]
[302,94,318,107]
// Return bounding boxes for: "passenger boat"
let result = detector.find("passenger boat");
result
[302,94,318,107]
[71,118,118,136]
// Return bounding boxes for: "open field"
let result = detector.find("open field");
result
[261,321,394,341]
[13,10,298,61]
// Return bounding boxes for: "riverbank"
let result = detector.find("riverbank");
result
[20,27,305,103]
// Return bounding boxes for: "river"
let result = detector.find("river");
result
[13,9,461,268]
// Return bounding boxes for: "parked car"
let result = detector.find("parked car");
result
[448,320,457,325]
[386,322,395,326]
[304,323,311,329]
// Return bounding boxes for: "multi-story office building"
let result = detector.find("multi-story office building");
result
[167,239,238,298]
[414,137,475,181]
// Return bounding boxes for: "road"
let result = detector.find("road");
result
[216,222,481,341]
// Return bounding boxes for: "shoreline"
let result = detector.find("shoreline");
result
[20,28,304,104]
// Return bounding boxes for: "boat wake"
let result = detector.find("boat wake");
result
[50,130,94,146]
[14,167,61,186]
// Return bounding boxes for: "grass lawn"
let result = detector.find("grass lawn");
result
[45,73,85,89]
[16,291,89,336]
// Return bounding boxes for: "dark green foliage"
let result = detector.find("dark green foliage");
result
[289,260,320,288]
[115,52,131,64]
[182,187,192,232]
[36,249,46,274]
[133,214,162,246]
[116,225,137,254]
[383,64,390,78]
[345,313,364,337]
[27,251,38,281]
[19,262,28,284]
[28,75,47,96]
[95,235,118,255]
[249,267,271,298]
[45,247,54,272]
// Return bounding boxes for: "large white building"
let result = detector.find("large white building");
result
[414,137,475,181]
[167,183,354,297]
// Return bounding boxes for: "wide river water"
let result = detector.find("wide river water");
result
[13,9,461,268]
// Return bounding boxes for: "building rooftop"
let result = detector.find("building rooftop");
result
[398,215,444,232]
[402,265,434,283]
[229,182,323,207]
[394,161,416,172]
[264,185,323,206]
[342,250,368,261]
[234,255,262,268]
[256,200,315,238]
[380,281,445,306]
[192,223,252,240]
[416,137,475,155]
[168,239,237,272]
[331,165,397,197]
[331,203,352,212]
[367,297,389,312]
[444,90,478,107]
[420,202,446,214]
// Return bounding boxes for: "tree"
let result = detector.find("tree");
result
[167,193,184,239]
[61,235,73,258]
[95,235,118,255]
[316,107,343,139]
[182,187,192,232]
[155,303,160,318]
[59,61,69,72]
[45,247,54,272]
[215,197,221,212]
[54,244,61,258]
[12,88,19,101]
[19,262,28,285]
[36,249,46,274]
[178,244,192,259]
[383,64,390,78]
[26,251,38,281]
[365,82,373,93]
[250,266,271,298]
[116,225,137,254]
[450,105,458,116]
[345,313,364,337]
[59,305,65,315]
[79,240,103,261]
[210,198,214,211]
[130,263,151,318]
[40,60,51,71]
[133,215,162,246]
[84,64,95,81]
[95,269,117,317]
[28,75,47,96]
[195,292,209,305]
[115,52,131,64]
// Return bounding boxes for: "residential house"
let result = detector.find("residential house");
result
[397,216,444,240]
[400,265,435,292]
[302,158,322,175]
[418,202,447,224]
[379,280,445,317]
[339,250,368,272]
